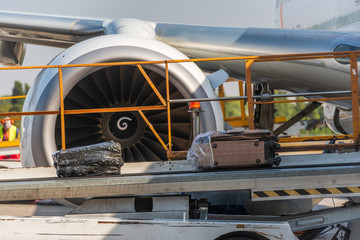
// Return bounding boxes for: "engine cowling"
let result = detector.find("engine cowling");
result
[20,34,224,167]
[323,103,353,135]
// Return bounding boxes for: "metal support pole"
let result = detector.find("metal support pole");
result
[350,53,360,151]
[239,81,246,122]
[165,62,172,154]
[190,111,201,137]
[58,67,66,150]
[218,85,226,119]
[245,60,255,129]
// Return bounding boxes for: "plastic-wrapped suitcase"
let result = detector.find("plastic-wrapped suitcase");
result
[52,141,124,177]
[187,129,281,170]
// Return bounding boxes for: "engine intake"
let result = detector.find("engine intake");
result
[21,34,224,166]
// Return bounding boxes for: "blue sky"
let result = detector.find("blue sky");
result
[0,0,277,95]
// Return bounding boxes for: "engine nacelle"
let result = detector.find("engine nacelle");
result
[21,34,224,167]
[104,18,156,38]
[323,103,353,135]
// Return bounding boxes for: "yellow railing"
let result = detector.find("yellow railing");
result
[0,61,173,151]
[0,50,359,157]
[167,51,360,154]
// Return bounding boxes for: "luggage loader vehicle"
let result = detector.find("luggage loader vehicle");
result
[2,152,360,239]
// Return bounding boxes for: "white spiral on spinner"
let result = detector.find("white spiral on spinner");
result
[117,117,132,130]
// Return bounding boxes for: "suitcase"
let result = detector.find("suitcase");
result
[210,129,281,168]
[52,141,124,177]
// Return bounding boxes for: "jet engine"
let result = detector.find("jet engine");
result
[20,34,224,167]
[323,103,353,135]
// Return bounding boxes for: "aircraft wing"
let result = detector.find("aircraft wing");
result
[2,11,360,56]
[0,11,105,47]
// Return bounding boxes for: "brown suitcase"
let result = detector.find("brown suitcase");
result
[211,130,281,168]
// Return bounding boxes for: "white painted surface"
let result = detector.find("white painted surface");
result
[0,217,297,240]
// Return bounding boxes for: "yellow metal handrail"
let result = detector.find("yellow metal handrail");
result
[0,140,20,148]
[0,95,26,100]
[0,50,359,156]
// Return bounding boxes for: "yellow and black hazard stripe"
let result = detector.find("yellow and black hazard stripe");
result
[252,187,360,200]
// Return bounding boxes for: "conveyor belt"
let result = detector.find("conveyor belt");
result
[1,163,360,201]
[0,151,359,201]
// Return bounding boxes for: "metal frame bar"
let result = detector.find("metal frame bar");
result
[58,67,66,150]
[278,143,355,152]
[350,52,360,150]
[1,50,360,154]
[168,92,352,103]
[0,95,26,100]
[239,81,246,123]
[137,64,167,106]
[278,134,353,143]
[165,61,172,152]
[138,110,168,151]
[245,60,255,129]
[218,85,226,117]
[0,106,166,117]
[254,96,351,104]
[218,78,247,124]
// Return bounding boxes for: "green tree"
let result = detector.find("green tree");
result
[10,81,29,113]
[273,90,333,136]
[0,99,11,114]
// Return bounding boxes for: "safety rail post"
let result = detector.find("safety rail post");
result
[239,81,246,123]
[165,61,172,155]
[245,60,255,129]
[58,67,66,150]
[218,85,226,118]
[350,52,360,151]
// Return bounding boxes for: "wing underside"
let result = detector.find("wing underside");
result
[0,11,105,47]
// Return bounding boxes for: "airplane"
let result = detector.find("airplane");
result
[275,0,360,31]
[0,0,359,168]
